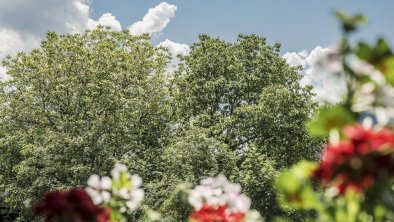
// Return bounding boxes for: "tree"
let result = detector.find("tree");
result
[146,127,239,221]
[170,34,324,220]
[173,34,322,167]
[237,147,278,220]
[0,31,323,221]
[0,28,172,220]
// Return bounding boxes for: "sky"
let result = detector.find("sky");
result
[89,0,394,52]
[0,0,393,102]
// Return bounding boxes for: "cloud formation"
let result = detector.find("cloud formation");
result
[283,46,347,104]
[129,2,177,36]
[0,0,125,81]
[0,0,93,61]
[0,28,39,82]
[158,39,190,71]
[0,28,39,59]
[0,0,90,36]
[159,39,190,57]
[87,13,122,31]
[0,1,182,80]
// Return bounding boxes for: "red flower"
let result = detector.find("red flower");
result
[313,124,394,194]
[189,205,245,222]
[33,188,110,222]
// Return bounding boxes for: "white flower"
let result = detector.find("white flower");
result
[132,174,142,187]
[109,163,144,211]
[351,76,394,126]
[111,163,128,180]
[120,188,144,211]
[86,163,145,213]
[86,174,112,205]
[188,174,251,213]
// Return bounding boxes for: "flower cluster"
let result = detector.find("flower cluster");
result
[313,124,394,194]
[33,188,110,222]
[86,163,144,214]
[350,58,394,126]
[188,175,251,222]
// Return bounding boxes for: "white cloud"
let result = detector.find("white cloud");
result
[0,0,93,81]
[129,2,177,36]
[87,13,122,31]
[0,0,125,80]
[159,39,190,56]
[0,1,178,80]
[0,0,90,35]
[158,39,190,72]
[0,28,39,59]
[283,46,347,104]
[0,28,39,83]
[0,0,92,60]
[282,50,307,67]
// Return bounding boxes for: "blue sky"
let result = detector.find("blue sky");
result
[89,0,394,53]
[0,0,393,103]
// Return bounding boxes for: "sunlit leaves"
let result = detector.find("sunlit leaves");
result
[308,104,356,137]
[0,28,172,220]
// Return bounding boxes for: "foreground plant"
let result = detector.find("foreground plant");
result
[276,12,394,222]
[33,188,110,222]
[188,175,263,222]
[34,163,146,222]
[85,163,145,221]
[313,124,394,194]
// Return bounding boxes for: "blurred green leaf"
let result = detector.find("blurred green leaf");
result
[308,104,356,137]
[355,39,394,86]
[383,57,394,86]
[335,11,366,33]
[276,161,319,210]
[355,42,373,61]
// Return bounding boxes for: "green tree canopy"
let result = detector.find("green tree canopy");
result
[0,31,323,221]
[0,28,172,220]
[173,34,322,167]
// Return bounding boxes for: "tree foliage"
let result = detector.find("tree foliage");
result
[0,28,172,220]
[0,29,322,221]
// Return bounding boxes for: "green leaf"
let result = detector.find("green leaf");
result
[335,11,366,33]
[383,57,394,86]
[355,39,394,85]
[355,42,373,61]
[308,104,355,136]
[275,161,319,210]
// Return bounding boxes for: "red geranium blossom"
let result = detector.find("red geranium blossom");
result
[33,188,110,222]
[189,205,245,222]
[313,124,394,194]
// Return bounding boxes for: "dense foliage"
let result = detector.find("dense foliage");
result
[0,28,322,221]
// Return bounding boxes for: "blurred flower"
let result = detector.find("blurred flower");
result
[188,175,252,222]
[33,188,110,222]
[85,163,144,215]
[111,164,144,212]
[350,58,394,126]
[111,163,128,180]
[313,124,394,194]
[86,174,112,205]
[189,205,244,222]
